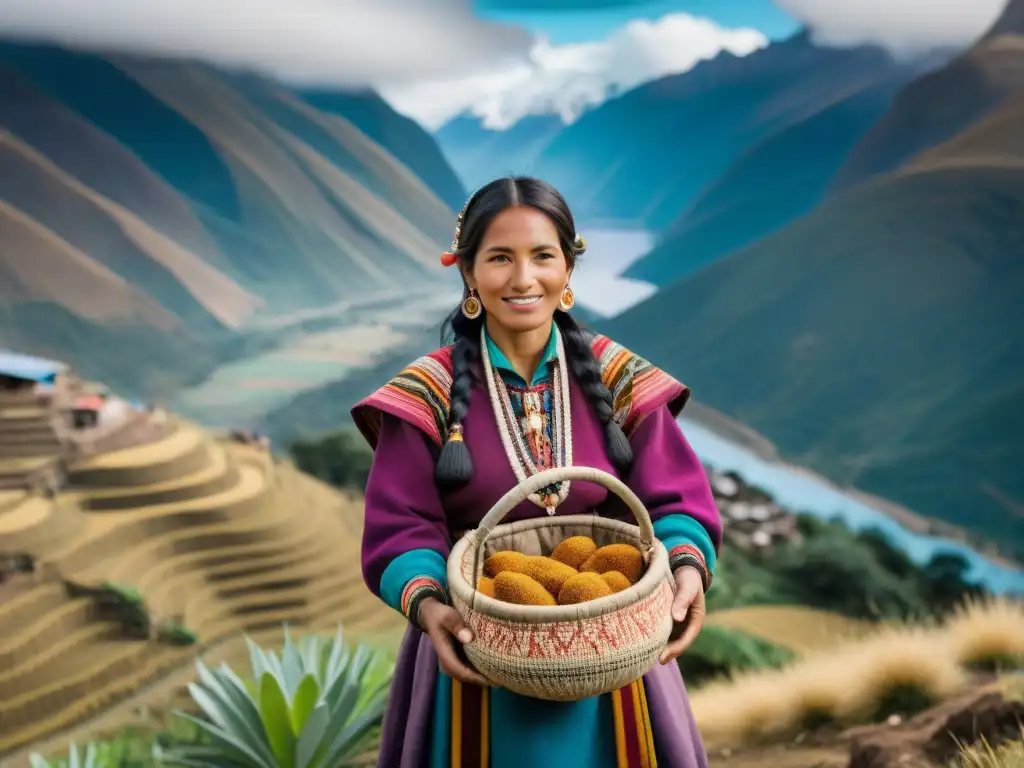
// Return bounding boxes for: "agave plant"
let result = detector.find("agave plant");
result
[28,742,100,768]
[158,625,393,768]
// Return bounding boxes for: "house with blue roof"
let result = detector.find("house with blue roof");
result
[0,350,68,388]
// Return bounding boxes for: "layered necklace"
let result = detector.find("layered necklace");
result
[481,324,573,515]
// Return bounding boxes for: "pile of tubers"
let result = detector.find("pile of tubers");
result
[476,536,644,606]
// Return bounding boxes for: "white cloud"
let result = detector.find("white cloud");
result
[0,0,533,88]
[381,14,768,130]
[775,0,1011,56]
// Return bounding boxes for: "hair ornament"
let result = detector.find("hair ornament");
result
[574,233,587,253]
[440,190,478,267]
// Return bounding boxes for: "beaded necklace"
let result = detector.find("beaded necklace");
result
[481,324,573,515]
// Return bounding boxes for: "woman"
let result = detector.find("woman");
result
[352,177,722,768]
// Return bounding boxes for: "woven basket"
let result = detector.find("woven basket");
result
[446,466,675,702]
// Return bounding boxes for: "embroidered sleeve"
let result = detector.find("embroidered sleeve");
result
[362,414,451,620]
[351,347,454,450]
[620,406,722,592]
[589,334,690,436]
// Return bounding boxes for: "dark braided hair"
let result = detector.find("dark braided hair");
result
[435,176,633,487]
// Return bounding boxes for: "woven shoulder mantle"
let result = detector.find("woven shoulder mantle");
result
[350,336,689,449]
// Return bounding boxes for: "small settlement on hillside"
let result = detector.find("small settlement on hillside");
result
[0,349,270,500]
[0,349,154,495]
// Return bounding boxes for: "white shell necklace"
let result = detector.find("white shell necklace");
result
[481,324,573,515]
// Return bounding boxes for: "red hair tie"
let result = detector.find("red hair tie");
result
[440,252,458,267]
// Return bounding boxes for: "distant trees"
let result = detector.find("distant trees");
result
[710,514,989,622]
[288,428,373,491]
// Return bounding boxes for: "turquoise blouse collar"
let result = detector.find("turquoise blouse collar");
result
[484,324,558,388]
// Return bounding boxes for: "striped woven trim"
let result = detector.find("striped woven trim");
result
[351,347,454,448]
[612,679,658,768]
[451,678,488,768]
[351,336,688,448]
[400,576,444,618]
[589,334,690,435]
[668,544,711,591]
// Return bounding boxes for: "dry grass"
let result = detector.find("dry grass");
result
[692,599,1024,747]
[942,599,1024,671]
[706,605,875,654]
[956,725,1024,768]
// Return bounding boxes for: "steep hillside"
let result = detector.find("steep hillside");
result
[605,164,1024,548]
[611,0,1024,549]
[831,0,1024,191]
[624,62,924,286]
[906,89,1024,169]
[0,40,462,398]
[530,31,904,230]
[985,0,1024,39]
[301,88,466,211]
[0,202,179,329]
[435,113,565,192]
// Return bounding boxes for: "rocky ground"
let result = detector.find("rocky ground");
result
[708,679,1024,768]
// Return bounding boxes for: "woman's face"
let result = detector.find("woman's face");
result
[465,205,571,335]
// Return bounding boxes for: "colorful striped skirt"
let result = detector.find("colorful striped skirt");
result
[378,625,710,768]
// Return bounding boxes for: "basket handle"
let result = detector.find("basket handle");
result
[470,466,655,554]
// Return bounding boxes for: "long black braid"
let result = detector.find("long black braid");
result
[553,311,633,472]
[434,311,483,485]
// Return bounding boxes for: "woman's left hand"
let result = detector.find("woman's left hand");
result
[658,565,706,665]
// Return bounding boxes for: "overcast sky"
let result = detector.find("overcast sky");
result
[0,0,1010,130]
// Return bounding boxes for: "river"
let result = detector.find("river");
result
[679,417,1024,595]
[576,226,1024,595]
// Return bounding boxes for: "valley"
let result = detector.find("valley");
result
[171,289,461,428]
[1,1,1023,760]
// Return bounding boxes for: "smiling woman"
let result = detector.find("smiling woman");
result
[351,176,724,768]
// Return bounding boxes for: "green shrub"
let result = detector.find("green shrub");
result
[678,624,795,688]
[94,581,150,638]
[158,622,199,646]
[288,429,373,491]
[27,716,210,767]
[157,624,393,768]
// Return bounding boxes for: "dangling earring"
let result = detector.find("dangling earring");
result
[462,289,482,319]
[559,285,575,312]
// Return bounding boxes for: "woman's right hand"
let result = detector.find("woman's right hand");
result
[417,597,491,687]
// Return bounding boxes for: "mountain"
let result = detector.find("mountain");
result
[435,113,565,192]
[602,4,1024,549]
[831,0,1024,192]
[0,41,460,397]
[529,31,909,230]
[623,56,934,286]
[300,88,466,211]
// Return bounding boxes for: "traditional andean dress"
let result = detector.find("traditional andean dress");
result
[352,326,722,768]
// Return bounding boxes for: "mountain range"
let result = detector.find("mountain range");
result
[435,113,565,194]
[437,31,945,242]
[604,0,1024,550]
[3,0,1022,558]
[0,41,464,396]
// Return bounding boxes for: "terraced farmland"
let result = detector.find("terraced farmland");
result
[0,389,403,765]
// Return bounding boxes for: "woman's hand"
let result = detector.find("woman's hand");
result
[417,597,491,687]
[658,565,706,665]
